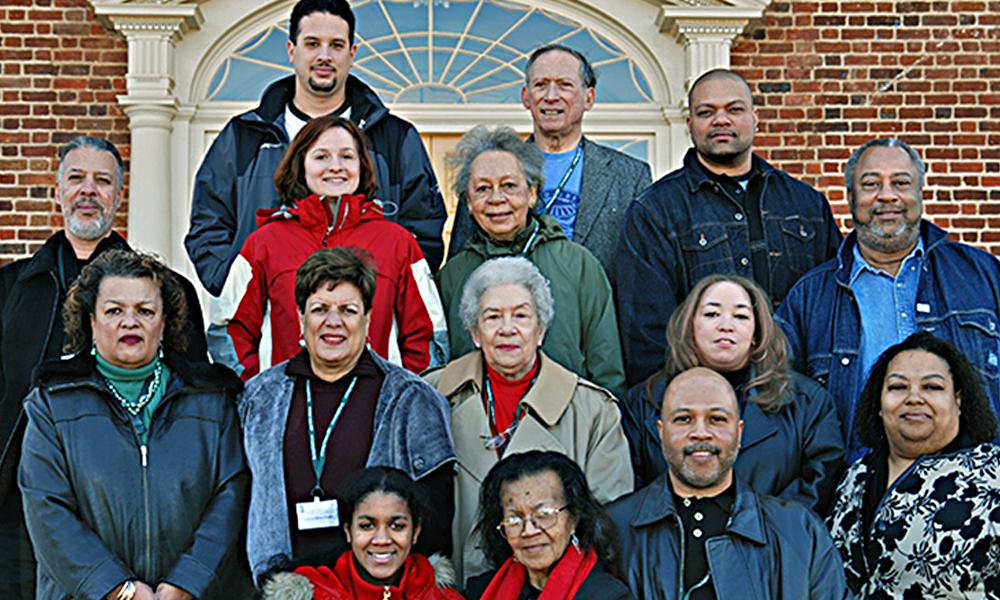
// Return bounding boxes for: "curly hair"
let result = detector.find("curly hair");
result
[62,248,188,356]
[458,257,554,336]
[449,125,545,210]
[854,331,998,451]
[657,274,791,413]
[473,451,623,580]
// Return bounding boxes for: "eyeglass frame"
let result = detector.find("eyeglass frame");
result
[495,505,569,538]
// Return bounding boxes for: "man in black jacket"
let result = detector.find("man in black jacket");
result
[608,368,849,599]
[615,69,841,386]
[185,0,445,299]
[0,136,207,598]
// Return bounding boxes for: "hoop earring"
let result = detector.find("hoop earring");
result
[754,348,768,362]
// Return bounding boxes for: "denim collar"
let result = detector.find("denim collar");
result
[681,147,773,194]
[833,220,948,287]
[849,235,925,285]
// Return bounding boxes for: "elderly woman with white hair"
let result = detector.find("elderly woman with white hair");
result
[438,125,625,398]
[424,257,633,584]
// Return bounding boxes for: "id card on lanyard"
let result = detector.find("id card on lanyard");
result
[294,377,357,531]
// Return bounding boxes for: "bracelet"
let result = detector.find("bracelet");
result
[116,580,136,600]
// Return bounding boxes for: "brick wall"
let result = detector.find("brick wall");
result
[732,0,1000,252]
[0,0,997,265]
[0,0,128,266]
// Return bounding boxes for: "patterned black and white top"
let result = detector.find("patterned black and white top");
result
[827,443,1000,598]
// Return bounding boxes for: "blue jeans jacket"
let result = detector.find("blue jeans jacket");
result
[777,220,1000,456]
[616,148,841,385]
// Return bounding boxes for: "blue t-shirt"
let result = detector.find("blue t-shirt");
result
[538,145,584,240]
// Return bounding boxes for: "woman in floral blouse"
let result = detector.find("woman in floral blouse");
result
[827,331,999,598]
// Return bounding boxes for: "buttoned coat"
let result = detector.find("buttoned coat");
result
[423,351,633,583]
[447,137,651,280]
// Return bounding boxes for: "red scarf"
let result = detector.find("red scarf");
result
[479,546,598,600]
[295,551,460,600]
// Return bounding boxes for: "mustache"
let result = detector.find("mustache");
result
[682,442,721,456]
[70,196,105,213]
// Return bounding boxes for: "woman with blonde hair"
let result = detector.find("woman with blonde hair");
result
[620,274,845,514]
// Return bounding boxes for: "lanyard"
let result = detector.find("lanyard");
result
[482,368,538,454]
[540,144,583,214]
[306,376,358,498]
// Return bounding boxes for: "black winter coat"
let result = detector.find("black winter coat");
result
[0,232,207,504]
[621,371,845,515]
[18,353,249,600]
[185,74,446,294]
[608,477,851,600]
[463,562,634,599]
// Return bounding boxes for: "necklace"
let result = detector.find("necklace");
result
[102,359,164,416]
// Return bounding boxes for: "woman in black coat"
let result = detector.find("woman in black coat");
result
[18,249,249,600]
[620,274,845,514]
[464,451,633,600]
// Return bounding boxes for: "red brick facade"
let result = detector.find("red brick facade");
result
[0,0,996,265]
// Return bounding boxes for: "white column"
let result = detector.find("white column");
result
[90,4,202,262]
[656,6,763,106]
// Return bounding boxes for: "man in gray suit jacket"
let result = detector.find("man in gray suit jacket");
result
[449,44,651,279]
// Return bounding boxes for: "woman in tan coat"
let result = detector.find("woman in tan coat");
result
[424,257,632,585]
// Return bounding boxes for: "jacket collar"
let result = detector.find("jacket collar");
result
[832,219,946,286]
[465,214,567,258]
[574,137,612,243]
[436,350,578,426]
[630,475,767,545]
[246,74,389,130]
[18,230,129,284]
[36,351,242,395]
[681,147,773,194]
[256,193,384,233]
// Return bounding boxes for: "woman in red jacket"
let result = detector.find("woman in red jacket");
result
[224,115,447,380]
[262,467,464,600]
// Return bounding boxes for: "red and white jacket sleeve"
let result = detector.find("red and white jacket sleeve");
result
[392,238,449,373]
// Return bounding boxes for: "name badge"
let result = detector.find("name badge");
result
[296,498,339,531]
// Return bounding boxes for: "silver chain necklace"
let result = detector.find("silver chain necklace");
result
[102,359,164,416]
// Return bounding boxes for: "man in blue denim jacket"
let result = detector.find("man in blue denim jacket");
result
[777,137,1000,458]
[616,69,841,386]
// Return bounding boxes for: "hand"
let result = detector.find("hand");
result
[154,583,193,600]
[105,581,155,600]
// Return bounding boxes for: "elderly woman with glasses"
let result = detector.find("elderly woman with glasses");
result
[424,257,632,583]
[464,451,633,600]
[828,332,1000,597]
[437,125,625,398]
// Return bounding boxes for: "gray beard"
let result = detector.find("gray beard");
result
[855,219,920,255]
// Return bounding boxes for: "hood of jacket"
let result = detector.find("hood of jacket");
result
[463,213,567,259]
[255,193,387,234]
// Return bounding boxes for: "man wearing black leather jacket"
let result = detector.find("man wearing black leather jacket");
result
[608,368,850,599]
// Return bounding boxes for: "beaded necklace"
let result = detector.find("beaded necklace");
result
[101,358,164,416]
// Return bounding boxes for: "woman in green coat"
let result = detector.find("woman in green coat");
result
[438,125,625,398]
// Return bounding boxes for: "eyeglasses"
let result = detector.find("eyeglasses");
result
[496,506,568,538]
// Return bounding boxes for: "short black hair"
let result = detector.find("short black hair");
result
[294,247,377,314]
[474,451,623,579]
[854,331,998,451]
[524,44,596,89]
[340,467,427,529]
[687,68,754,110]
[289,0,355,46]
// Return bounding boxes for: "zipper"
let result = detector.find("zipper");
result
[133,423,152,576]
[382,586,391,600]
[675,513,686,599]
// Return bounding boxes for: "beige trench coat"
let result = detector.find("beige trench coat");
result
[423,350,634,582]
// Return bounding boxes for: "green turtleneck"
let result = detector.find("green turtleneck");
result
[95,353,171,444]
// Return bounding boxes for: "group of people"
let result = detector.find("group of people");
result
[0,0,998,598]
